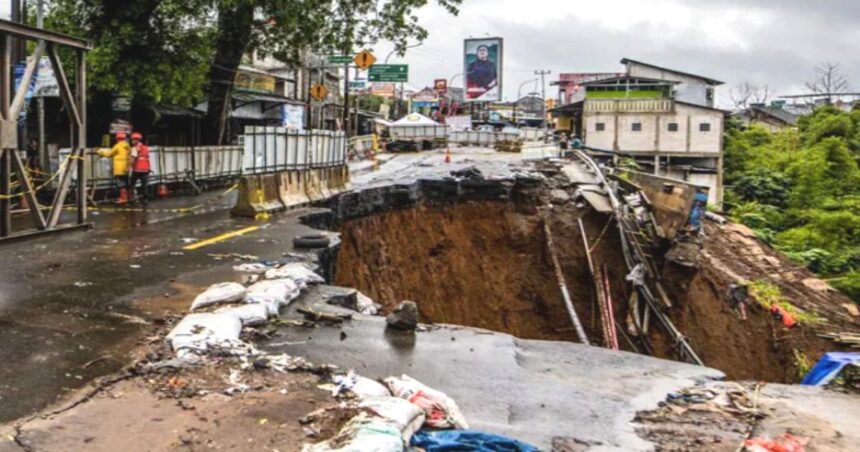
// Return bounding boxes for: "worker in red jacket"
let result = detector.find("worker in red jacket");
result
[129,132,151,204]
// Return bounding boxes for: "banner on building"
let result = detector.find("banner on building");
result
[34,57,59,97]
[371,82,396,98]
[464,37,503,102]
[281,104,305,130]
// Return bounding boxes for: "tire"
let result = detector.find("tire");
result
[293,234,331,248]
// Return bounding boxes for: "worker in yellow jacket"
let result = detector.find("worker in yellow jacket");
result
[97,132,131,203]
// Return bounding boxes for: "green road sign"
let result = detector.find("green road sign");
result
[368,64,408,82]
[327,55,352,64]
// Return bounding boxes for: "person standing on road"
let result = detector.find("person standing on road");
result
[129,132,151,204]
[97,132,131,204]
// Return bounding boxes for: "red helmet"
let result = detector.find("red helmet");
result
[131,132,142,140]
[116,132,127,140]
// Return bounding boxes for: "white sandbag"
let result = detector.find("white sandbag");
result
[359,397,425,443]
[233,263,270,274]
[244,279,299,316]
[217,303,269,326]
[265,263,324,287]
[190,282,246,311]
[333,371,391,399]
[383,374,469,429]
[166,312,243,354]
[301,412,404,452]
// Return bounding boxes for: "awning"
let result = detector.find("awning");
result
[232,91,305,107]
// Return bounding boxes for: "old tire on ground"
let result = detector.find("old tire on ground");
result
[293,234,330,249]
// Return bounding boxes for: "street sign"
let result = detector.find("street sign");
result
[327,55,352,65]
[353,49,376,70]
[368,65,408,82]
[349,79,367,91]
[310,83,328,101]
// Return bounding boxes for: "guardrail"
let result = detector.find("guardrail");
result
[388,125,449,141]
[62,127,347,190]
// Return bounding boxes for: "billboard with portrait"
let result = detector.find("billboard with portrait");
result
[464,37,503,102]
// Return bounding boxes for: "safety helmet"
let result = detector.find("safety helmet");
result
[131,132,142,140]
[116,132,127,140]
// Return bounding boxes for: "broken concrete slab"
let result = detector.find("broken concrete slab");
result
[262,314,724,450]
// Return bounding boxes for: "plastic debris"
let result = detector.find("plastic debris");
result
[166,312,242,356]
[625,264,645,287]
[301,412,404,452]
[411,430,539,452]
[801,352,860,386]
[384,374,468,429]
[190,282,247,310]
[217,303,270,326]
[356,292,380,315]
[744,433,807,452]
[264,263,324,287]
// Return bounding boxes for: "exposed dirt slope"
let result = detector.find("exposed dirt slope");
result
[335,201,581,341]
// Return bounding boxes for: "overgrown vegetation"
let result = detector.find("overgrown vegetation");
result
[748,280,824,325]
[724,106,860,303]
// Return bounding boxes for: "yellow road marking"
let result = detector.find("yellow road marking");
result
[183,225,260,251]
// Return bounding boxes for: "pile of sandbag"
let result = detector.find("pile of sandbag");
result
[302,372,468,451]
[167,261,323,358]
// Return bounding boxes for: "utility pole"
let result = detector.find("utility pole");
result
[535,70,551,130]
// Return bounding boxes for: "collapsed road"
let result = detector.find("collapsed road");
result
[1,147,859,451]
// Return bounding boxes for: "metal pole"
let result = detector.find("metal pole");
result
[535,70,551,129]
[37,0,45,170]
[343,63,349,136]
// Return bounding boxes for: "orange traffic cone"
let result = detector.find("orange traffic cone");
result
[444,147,451,163]
[157,184,169,198]
[117,187,129,205]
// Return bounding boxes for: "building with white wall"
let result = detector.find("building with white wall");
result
[552,59,727,206]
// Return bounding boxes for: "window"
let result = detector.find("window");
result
[595,122,605,132]
[631,122,642,132]
[667,123,679,132]
[699,123,711,132]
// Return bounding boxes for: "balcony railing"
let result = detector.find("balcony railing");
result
[585,98,674,113]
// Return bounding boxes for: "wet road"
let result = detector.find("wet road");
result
[0,188,323,422]
[0,146,555,422]
[266,285,723,450]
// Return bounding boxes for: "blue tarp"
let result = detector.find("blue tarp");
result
[801,352,860,386]
[411,430,538,452]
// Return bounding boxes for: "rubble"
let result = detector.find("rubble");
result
[386,301,419,331]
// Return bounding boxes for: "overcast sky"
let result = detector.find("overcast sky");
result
[369,0,860,107]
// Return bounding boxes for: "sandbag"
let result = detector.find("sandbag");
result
[190,282,246,311]
[233,263,270,274]
[359,397,425,443]
[264,263,324,287]
[166,312,242,354]
[301,412,404,452]
[356,291,380,315]
[410,430,538,452]
[333,371,391,399]
[384,375,469,429]
[245,279,299,315]
[217,303,270,326]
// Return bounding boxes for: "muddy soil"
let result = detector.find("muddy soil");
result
[335,201,580,341]
[333,187,859,382]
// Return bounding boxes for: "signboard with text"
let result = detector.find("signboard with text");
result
[327,55,352,65]
[369,64,408,82]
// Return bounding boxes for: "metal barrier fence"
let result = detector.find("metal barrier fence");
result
[448,131,519,146]
[61,127,346,190]
[388,125,449,141]
[242,126,347,174]
[518,127,550,142]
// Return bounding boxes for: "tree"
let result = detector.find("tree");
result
[806,63,851,105]
[730,82,771,110]
[46,0,216,141]
[203,0,461,144]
